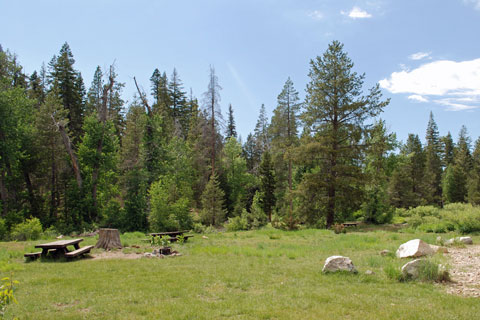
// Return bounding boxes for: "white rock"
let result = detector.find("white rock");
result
[322,256,357,273]
[458,237,473,245]
[444,238,455,246]
[396,239,435,258]
[430,244,448,254]
[401,259,424,279]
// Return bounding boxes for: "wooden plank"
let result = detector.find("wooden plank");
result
[35,238,83,249]
[24,252,42,259]
[64,245,94,258]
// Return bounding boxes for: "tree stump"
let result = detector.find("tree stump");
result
[95,228,122,250]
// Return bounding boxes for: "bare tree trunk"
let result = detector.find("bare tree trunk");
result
[52,116,83,189]
[91,70,114,212]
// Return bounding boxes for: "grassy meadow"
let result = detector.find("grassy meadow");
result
[1,227,479,319]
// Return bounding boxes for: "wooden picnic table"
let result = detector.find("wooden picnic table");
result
[26,238,93,260]
[149,230,190,237]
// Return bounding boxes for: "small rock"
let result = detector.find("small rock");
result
[380,249,391,256]
[202,236,209,239]
[322,256,358,273]
[430,244,448,254]
[396,239,435,258]
[458,237,473,245]
[365,270,375,275]
[444,238,455,246]
[436,236,443,245]
[152,249,158,255]
[143,253,153,258]
[56,235,64,239]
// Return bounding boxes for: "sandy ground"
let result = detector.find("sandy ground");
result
[445,244,480,298]
[90,250,143,260]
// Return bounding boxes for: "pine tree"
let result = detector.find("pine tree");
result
[226,104,237,139]
[362,120,396,223]
[300,40,389,227]
[221,137,251,215]
[444,126,472,203]
[423,112,443,206]
[269,77,301,220]
[200,173,226,226]
[169,68,188,136]
[202,66,222,176]
[441,132,454,169]
[86,66,103,115]
[259,151,276,221]
[48,42,86,145]
[468,138,480,204]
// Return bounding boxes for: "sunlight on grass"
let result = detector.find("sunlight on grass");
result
[0,229,478,319]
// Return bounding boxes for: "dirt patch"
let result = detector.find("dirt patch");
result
[445,244,480,298]
[91,250,142,260]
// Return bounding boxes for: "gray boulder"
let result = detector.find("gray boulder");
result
[322,256,357,273]
[401,259,424,279]
[458,236,473,245]
[396,239,434,258]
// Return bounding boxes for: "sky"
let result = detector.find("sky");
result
[2,0,480,145]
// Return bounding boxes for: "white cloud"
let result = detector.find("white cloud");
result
[409,52,431,61]
[341,6,372,19]
[309,10,324,20]
[464,0,480,10]
[380,58,480,111]
[408,95,429,103]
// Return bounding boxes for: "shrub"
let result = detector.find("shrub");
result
[226,216,248,231]
[332,224,346,234]
[192,223,206,234]
[10,218,43,241]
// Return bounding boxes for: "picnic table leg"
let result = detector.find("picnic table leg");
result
[74,243,80,250]
[41,248,49,257]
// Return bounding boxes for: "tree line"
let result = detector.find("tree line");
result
[1,41,479,235]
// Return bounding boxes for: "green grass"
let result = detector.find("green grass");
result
[1,228,479,319]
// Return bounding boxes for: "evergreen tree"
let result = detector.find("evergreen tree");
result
[48,42,86,145]
[226,104,237,139]
[202,65,222,176]
[362,120,396,223]
[388,134,426,208]
[269,77,301,220]
[221,137,252,215]
[200,173,226,226]
[259,151,276,221]
[423,112,443,205]
[86,66,103,115]
[300,40,389,227]
[120,102,148,231]
[468,138,480,204]
[444,126,472,203]
[169,68,188,136]
[441,132,454,168]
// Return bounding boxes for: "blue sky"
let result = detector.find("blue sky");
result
[2,0,480,144]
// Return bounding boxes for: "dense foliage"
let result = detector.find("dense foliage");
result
[1,41,480,236]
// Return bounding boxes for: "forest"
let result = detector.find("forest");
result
[1,40,480,237]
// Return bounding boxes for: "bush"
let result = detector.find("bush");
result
[10,218,43,241]
[396,203,480,234]
[226,216,248,231]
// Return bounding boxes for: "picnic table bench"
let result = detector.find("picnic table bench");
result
[24,239,93,260]
[342,222,360,227]
[148,230,194,243]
